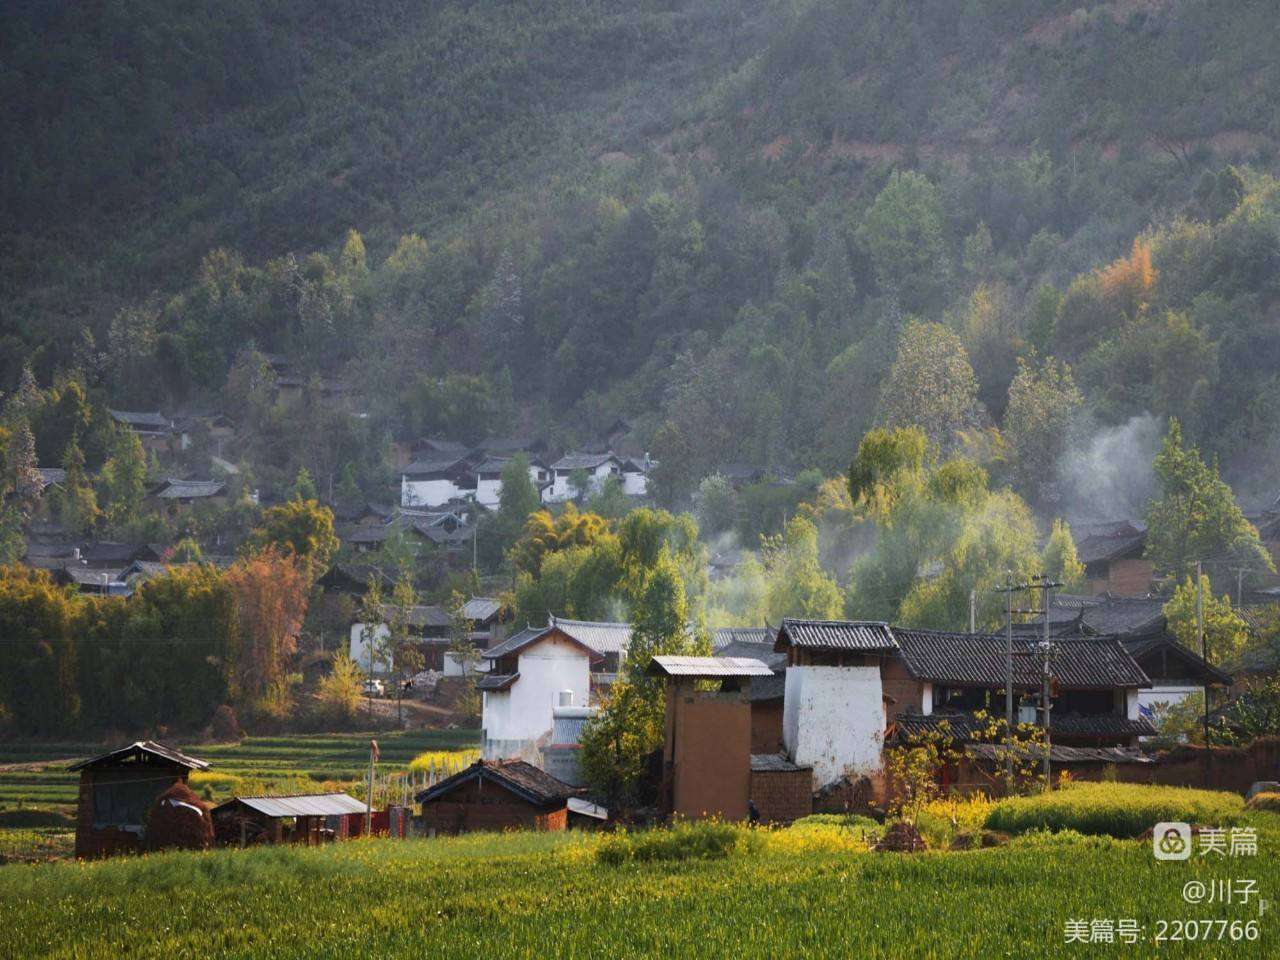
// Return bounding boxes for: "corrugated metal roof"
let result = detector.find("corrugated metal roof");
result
[649,655,775,678]
[776,619,898,651]
[221,793,368,817]
[567,797,608,819]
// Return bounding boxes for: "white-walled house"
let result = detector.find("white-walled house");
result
[620,456,651,496]
[349,597,508,677]
[544,453,623,502]
[401,456,474,508]
[479,617,632,760]
[775,619,898,789]
[478,627,599,760]
[474,456,550,510]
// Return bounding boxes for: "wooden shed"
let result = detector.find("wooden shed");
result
[415,759,574,835]
[69,740,210,859]
[210,793,369,846]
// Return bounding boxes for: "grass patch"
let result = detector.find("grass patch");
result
[1247,792,1280,813]
[596,821,760,865]
[984,782,1246,838]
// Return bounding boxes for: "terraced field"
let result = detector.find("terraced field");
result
[0,730,480,860]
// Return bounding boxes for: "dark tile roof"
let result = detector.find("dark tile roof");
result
[893,711,1156,741]
[775,619,898,652]
[152,478,226,500]
[713,627,776,649]
[551,452,619,471]
[713,637,786,670]
[36,467,66,488]
[893,629,1150,689]
[550,617,632,655]
[68,740,210,772]
[1076,526,1146,565]
[108,410,171,431]
[481,625,603,664]
[746,673,786,702]
[750,754,810,773]
[415,759,574,806]
[402,456,469,478]
[1120,635,1233,686]
[476,673,519,691]
[81,542,158,565]
[1079,597,1166,636]
[963,743,1154,765]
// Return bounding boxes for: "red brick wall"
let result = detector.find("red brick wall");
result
[1108,558,1155,597]
[750,700,784,754]
[881,656,925,726]
[750,768,813,824]
[418,778,567,834]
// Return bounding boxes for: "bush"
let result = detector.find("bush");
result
[1246,792,1280,813]
[210,704,242,741]
[984,782,1245,838]
[595,821,759,865]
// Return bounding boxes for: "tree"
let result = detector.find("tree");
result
[1144,419,1273,584]
[877,321,980,453]
[387,573,423,728]
[5,421,42,519]
[1041,519,1085,592]
[760,516,843,623]
[623,547,700,684]
[1162,575,1249,666]
[0,566,81,735]
[243,499,339,582]
[693,474,737,538]
[316,653,364,726]
[510,503,611,576]
[855,170,950,312]
[224,549,309,718]
[56,436,100,535]
[357,575,386,718]
[446,591,480,723]
[290,466,318,502]
[578,679,664,814]
[98,427,147,530]
[1003,355,1082,504]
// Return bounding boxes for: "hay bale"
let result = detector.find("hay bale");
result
[210,704,242,741]
[147,782,213,851]
[875,820,927,853]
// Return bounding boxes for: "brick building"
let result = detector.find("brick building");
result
[649,655,774,822]
[69,741,210,859]
[415,759,574,834]
[749,754,812,824]
[713,630,787,754]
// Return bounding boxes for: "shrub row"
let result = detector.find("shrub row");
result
[985,782,1245,838]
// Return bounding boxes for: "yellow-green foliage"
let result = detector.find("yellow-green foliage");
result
[1247,792,1280,813]
[407,749,479,776]
[985,782,1245,838]
[595,820,760,865]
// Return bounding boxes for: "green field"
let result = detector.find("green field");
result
[0,730,480,860]
[0,808,1277,959]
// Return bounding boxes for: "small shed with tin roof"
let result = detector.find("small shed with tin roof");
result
[69,741,210,858]
[210,793,369,846]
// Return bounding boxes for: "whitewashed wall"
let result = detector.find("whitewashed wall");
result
[349,623,393,675]
[782,665,885,788]
[482,635,591,757]
[401,476,464,508]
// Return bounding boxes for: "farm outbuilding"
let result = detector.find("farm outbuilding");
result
[210,793,369,846]
[69,740,210,859]
[416,759,574,834]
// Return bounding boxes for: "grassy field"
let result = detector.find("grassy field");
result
[0,730,481,861]
[0,805,1277,958]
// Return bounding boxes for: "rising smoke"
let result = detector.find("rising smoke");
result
[1055,413,1162,524]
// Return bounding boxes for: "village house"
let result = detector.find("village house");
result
[473,455,550,509]
[147,477,228,514]
[108,410,174,453]
[416,759,575,835]
[649,655,774,822]
[349,597,507,675]
[478,617,631,760]
[774,619,900,790]
[70,741,210,858]
[400,455,476,508]
[544,452,624,502]
[713,628,786,754]
[1074,520,1154,596]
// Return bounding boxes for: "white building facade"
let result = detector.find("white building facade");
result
[481,633,594,760]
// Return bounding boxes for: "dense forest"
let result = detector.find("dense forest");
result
[4,0,1280,507]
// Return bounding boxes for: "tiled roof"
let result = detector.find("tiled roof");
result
[551,452,619,471]
[476,673,519,691]
[893,629,1150,688]
[963,743,1154,765]
[776,619,898,652]
[1079,597,1166,636]
[153,478,226,499]
[402,456,469,477]
[751,754,810,773]
[415,759,574,806]
[108,410,171,431]
[551,616,632,655]
[68,740,210,772]
[893,711,1157,741]
[1077,526,1146,565]
[713,638,787,672]
[36,467,66,487]
[475,456,513,475]
[82,542,154,564]
[481,625,603,664]
[1120,635,1233,686]
[713,627,775,649]
[647,655,775,678]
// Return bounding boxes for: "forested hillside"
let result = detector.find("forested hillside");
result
[5,0,1280,505]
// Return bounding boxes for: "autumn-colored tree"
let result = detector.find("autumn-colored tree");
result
[224,549,309,717]
[510,502,610,576]
[317,652,364,726]
[1097,236,1156,319]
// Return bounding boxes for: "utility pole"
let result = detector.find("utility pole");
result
[993,572,1019,786]
[365,739,378,836]
[1017,574,1062,791]
[1196,560,1210,787]
[969,588,977,634]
